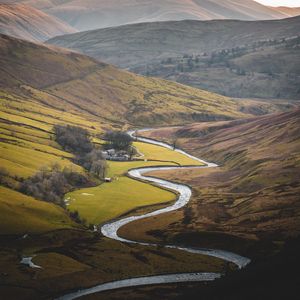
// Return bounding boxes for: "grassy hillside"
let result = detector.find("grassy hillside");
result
[0,90,101,182]
[0,89,103,235]
[48,17,300,70]
[122,110,300,252]
[1,34,263,128]
[136,37,300,99]
[0,187,76,234]
[48,17,300,99]
[67,141,204,225]
[0,3,76,42]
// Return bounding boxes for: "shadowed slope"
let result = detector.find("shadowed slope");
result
[47,17,300,69]
[48,16,300,99]
[123,110,300,245]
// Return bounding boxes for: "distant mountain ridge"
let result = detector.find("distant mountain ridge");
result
[48,16,300,69]
[47,16,300,100]
[8,0,289,31]
[0,3,76,42]
[270,6,300,17]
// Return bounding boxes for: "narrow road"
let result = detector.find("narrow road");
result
[56,130,250,300]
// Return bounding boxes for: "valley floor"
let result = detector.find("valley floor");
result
[1,100,299,299]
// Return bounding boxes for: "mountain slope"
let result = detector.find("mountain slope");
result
[135,36,300,99]
[48,16,300,99]
[1,33,262,128]
[18,0,286,31]
[0,4,76,42]
[123,109,300,245]
[47,17,300,69]
[0,33,289,234]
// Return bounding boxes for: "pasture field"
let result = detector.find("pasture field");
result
[67,176,176,225]
[0,89,205,233]
[0,90,203,233]
[67,140,204,225]
[0,92,104,180]
[0,186,75,234]
[0,91,104,234]
[133,141,204,166]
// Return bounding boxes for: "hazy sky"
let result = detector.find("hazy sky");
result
[255,0,300,6]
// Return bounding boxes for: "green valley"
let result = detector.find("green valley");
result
[0,6,300,299]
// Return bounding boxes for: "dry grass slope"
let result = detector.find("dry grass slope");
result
[122,110,300,251]
[0,34,255,128]
[0,3,76,42]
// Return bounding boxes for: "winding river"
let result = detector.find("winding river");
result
[56,130,250,300]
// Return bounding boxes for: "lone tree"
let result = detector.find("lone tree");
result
[104,131,133,151]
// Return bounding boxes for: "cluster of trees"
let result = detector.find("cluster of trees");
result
[208,47,247,65]
[54,125,93,155]
[54,125,108,180]
[77,149,108,179]
[103,131,133,151]
[20,165,89,206]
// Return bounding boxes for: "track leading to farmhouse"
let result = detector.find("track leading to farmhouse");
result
[56,130,250,300]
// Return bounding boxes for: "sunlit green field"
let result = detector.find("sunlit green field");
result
[67,141,204,225]
[133,141,203,166]
[0,92,103,179]
[0,92,103,234]
[0,187,75,234]
[0,90,204,231]
[67,176,176,225]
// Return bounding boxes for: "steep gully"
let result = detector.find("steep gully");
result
[56,129,250,300]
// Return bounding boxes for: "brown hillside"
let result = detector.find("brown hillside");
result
[122,110,300,252]
[0,34,272,128]
[0,3,76,42]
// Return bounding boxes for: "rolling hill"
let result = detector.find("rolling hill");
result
[10,0,287,31]
[134,36,300,99]
[0,3,76,42]
[0,33,238,299]
[48,16,300,99]
[0,32,266,193]
[0,32,290,237]
[1,33,264,129]
[123,109,300,247]
[48,17,300,70]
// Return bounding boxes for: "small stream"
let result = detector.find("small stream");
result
[56,130,250,300]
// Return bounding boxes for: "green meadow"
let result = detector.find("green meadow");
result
[67,142,204,225]
[0,90,203,233]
